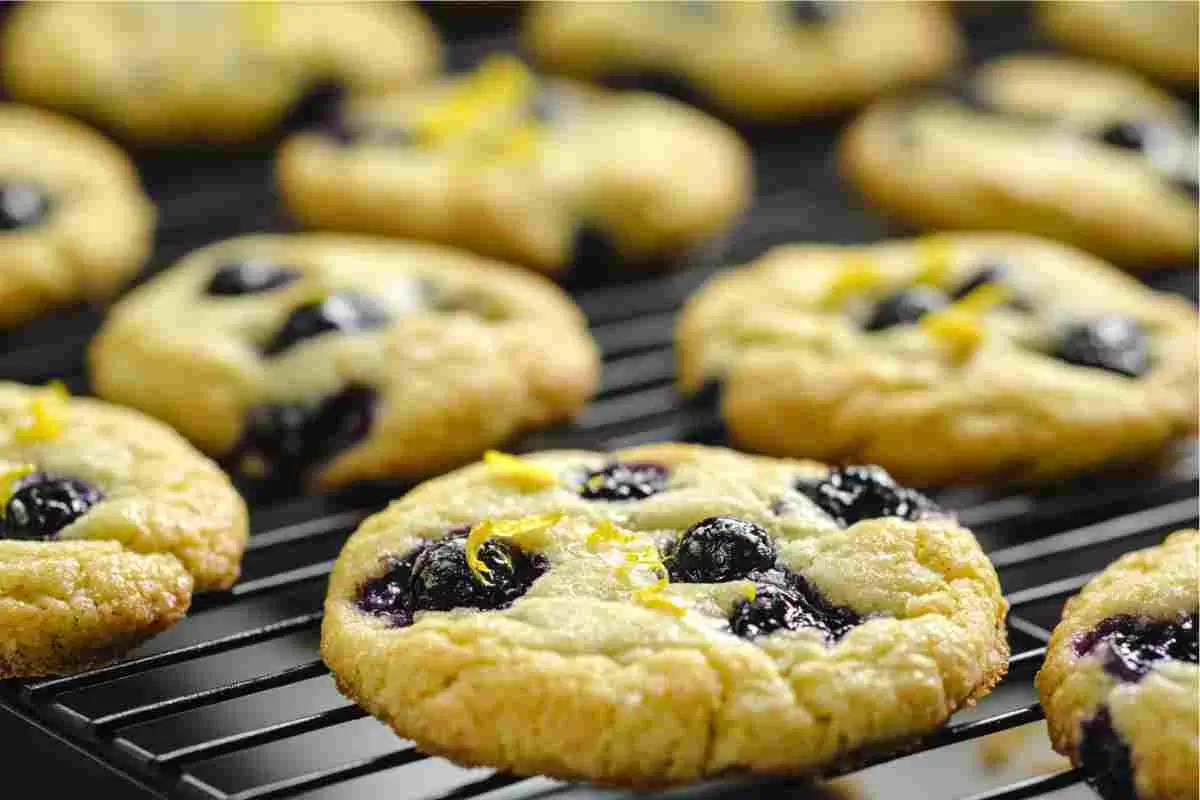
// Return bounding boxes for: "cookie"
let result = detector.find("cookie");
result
[676,233,1198,485]
[88,234,600,491]
[322,443,1008,786]
[0,104,154,328]
[0,382,249,678]
[524,2,963,119]
[276,55,751,277]
[2,2,441,145]
[1036,530,1198,800]
[840,55,1199,268]
[1037,1,1199,86]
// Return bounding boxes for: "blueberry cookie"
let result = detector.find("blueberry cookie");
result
[2,2,441,145]
[89,234,600,491]
[276,56,751,276]
[841,55,1199,268]
[1037,530,1198,800]
[523,2,963,119]
[0,382,248,678]
[0,104,154,327]
[322,443,1009,786]
[1038,1,1199,86]
[676,234,1198,485]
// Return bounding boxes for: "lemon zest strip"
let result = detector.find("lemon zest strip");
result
[913,236,953,288]
[586,519,636,551]
[483,450,559,491]
[822,257,885,309]
[920,283,1013,360]
[465,512,564,584]
[15,381,69,443]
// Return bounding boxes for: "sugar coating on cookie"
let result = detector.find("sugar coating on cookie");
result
[676,233,1198,484]
[524,2,963,119]
[322,444,1008,786]
[89,234,600,491]
[841,55,1198,268]
[0,104,154,327]
[277,56,751,275]
[1037,530,1198,800]
[0,382,248,678]
[2,2,442,144]
[1038,1,1199,86]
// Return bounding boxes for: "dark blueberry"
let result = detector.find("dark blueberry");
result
[863,287,949,332]
[356,545,426,627]
[1074,612,1198,683]
[206,259,301,296]
[951,261,1031,311]
[264,291,389,356]
[1054,317,1150,378]
[668,516,776,583]
[1079,708,1136,800]
[409,535,547,613]
[578,462,670,502]
[797,465,940,528]
[0,181,52,231]
[234,385,378,483]
[1098,120,1160,153]
[730,568,860,642]
[3,474,103,540]
[785,0,834,24]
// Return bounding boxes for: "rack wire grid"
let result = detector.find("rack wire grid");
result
[1,3,1197,800]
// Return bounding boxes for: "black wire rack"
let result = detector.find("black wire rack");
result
[1,4,1197,800]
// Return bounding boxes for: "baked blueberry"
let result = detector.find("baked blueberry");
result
[2,473,103,540]
[264,290,390,356]
[668,516,776,583]
[0,181,52,231]
[410,535,547,613]
[356,545,426,627]
[730,569,860,642]
[1097,119,1161,153]
[785,0,834,24]
[206,259,302,296]
[863,287,948,331]
[1078,709,1136,800]
[1073,612,1198,683]
[235,384,378,482]
[797,465,940,528]
[579,462,670,501]
[1054,317,1150,378]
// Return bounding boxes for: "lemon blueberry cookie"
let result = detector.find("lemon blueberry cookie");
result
[841,55,1199,268]
[1037,530,1198,800]
[2,2,441,145]
[0,382,248,678]
[1037,1,1199,87]
[0,104,154,328]
[322,443,1009,786]
[276,56,751,277]
[89,234,600,491]
[524,2,962,120]
[676,233,1198,485]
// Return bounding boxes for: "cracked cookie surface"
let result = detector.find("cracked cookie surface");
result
[1037,530,1198,800]
[0,382,247,678]
[322,443,1008,786]
[89,234,599,491]
[676,233,1198,484]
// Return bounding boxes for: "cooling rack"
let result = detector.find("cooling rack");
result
[1,3,1196,799]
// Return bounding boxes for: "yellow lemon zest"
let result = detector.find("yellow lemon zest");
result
[586,519,636,551]
[465,512,563,584]
[414,55,534,146]
[822,257,884,309]
[633,584,688,616]
[920,283,1013,360]
[15,381,69,443]
[488,122,543,165]
[611,544,687,617]
[913,235,953,288]
[483,450,558,491]
[0,464,36,505]
[740,583,757,603]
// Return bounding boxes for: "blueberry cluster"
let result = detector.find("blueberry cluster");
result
[1073,611,1198,683]
[2,473,103,540]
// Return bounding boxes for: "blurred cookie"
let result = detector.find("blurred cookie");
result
[0,104,153,327]
[524,1,963,119]
[2,2,441,144]
[1038,1,1199,86]
[0,382,248,678]
[676,233,1198,484]
[1037,530,1198,800]
[89,234,600,491]
[841,55,1198,268]
[322,443,1008,785]
[277,56,751,277]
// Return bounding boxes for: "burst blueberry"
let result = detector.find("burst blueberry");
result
[730,569,860,642]
[206,259,301,296]
[668,516,776,583]
[264,291,389,356]
[1073,612,1198,683]
[863,287,948,331]
[1055,317,1150,378]
[1078,709,1136,800]
[3,474,103,540]
[578,462,670,501]
[0,181,52,231]
[356,545,426,627]
[797,465,939,527]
